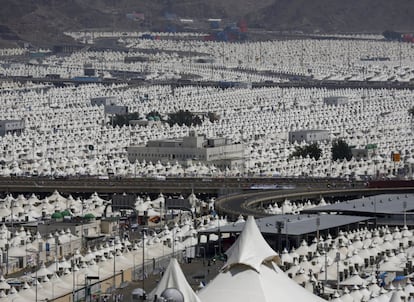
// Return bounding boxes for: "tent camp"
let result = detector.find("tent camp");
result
[198,216,326,302]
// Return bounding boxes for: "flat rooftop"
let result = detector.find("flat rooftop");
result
[302,193,414,215]
[200,214,371,236]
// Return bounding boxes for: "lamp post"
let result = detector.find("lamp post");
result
[160,201,163,228]
[55,235,60,271]
[112,241,116,291]
[4,243,8,276]
[10,198,14,232]
[35,258,39,302]
[198,246,206,266]
[71,259,75,302]
[133,253,139,281]
[323,243,328,294]
[316,215,321,242]
[84,274,88,302]
[172,228,175,258]
[81,199,84,251]
[35,226,41,301]
[403,200,407,227]
[198,246,206,283]
[285,219,289,250]
[336,252,340,291]
[25,239,28,269]
[218,218,221,257]
[142,228,147,293]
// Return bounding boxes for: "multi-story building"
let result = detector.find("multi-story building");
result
[91,96,128,115]
[128,131,244,172]
[323,96,349,106]
[0,120,25,136]
[90,96,117,107]
[288,129,330,144]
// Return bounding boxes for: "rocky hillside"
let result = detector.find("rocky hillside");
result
[1,0,414,47]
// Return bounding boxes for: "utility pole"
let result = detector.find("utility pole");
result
[113,242,116,291]
[72,259,75,302]
[336,252,340,290]
[403,200,407,227]
[142,229,146,294]
[316,215,321,242]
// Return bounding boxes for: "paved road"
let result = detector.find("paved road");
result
[3,75,414,91]
[0,176,356,195]
[215,185,414,219]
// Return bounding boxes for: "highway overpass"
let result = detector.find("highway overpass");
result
[0,176,352,195]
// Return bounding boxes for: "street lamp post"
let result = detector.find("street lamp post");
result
[72,259,76,302]
[199,246,206,266]
[316,215,321,242]
[285,219,289,250]
[198,246,206,282]
[218,218,221,257]
[133,253,139,281]
[403,201,407,227]
[33,240,43,302]
[35,257,39,302]
[172,228,175,258]
[10,199,14,232]
[142,228,147,293]
[323,243,328,294]
[84,274,88,302]
[80,199,85,251]
[112,242,116,291]
[4,243,8,276]
[160,201,163,228]
[336,252,340,291]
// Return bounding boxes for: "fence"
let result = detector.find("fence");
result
[132,251,184,281]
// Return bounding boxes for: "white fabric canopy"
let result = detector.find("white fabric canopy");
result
[198,216,326,302]
[223,216,279,272]
[339,272,367,286]
[150,257,201,302]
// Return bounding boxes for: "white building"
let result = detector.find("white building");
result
[0,119,25,136]
[104,105,128,115]
[91,96,128,115]
[288,129,330,144]
[323,96,349,106]
[90,96,117,107]
[128,131,244,172]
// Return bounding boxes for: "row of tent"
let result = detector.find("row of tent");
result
[0,81,414,178]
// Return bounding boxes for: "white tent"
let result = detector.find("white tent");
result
[149,257,201,302]
[198,216,326,302]
[0,276,10,291]
[339,271,367,287]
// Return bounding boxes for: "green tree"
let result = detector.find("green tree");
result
[331,139,353,161]
[112,112,140,127]
[146,110,162,121]
[290,143,322,160]
[207,112,220,123]
[167,110,202,127]
[408,106,414,117]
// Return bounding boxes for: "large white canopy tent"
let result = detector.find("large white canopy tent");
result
[149,257,201,302]
[198,216,326,302]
